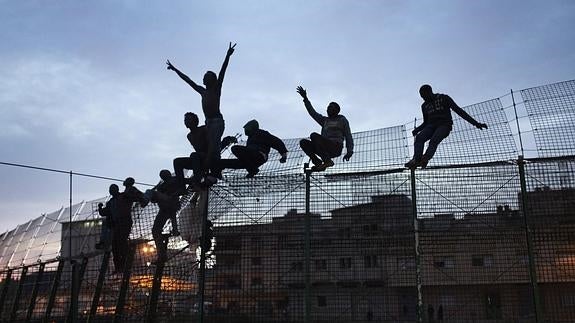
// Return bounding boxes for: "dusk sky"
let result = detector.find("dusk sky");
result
[1,0,574,231]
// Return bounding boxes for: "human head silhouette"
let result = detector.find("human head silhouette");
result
[203,71,217,88]
[419,84,434,102]
[123,177,135,188]
[109,184,120,196]
[184,112,199,129]
[159,169,172,182]
[327,102,340,117]
[243,119,259,137]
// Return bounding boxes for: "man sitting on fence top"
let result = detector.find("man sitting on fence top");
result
[219,119,288,178]
[405,84,488,169]
[296,86,353,171]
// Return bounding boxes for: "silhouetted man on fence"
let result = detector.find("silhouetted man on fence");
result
[220,119,288,178]
[110,177,147,273]
[405,84,488,169]
[296,86,353,171]
[173,112,237,190]
[167,42,236,180]
[96,184,119,250]
[149,169,182,262]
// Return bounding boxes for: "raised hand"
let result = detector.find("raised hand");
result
[227,42,237,56]
[166,59,175,71]
[296,86,308,99]
[476,123,488,130]
[343,151,353,161]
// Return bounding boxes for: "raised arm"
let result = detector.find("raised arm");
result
[166,59,205,95]
[296,86,325,126]
[445,95,488,129]
[217,42,236,89]
[342,117,354,161]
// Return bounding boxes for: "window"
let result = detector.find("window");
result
[397,257,415,270]
[315,259,327,271]
[278,235,288,248]
[251,257,262,266]
[561,293,575,307]
[364,255,379,268]
[434,256,455,269]
[472,255,493,267]
[292,262,303,272]
[251,237,263,249]
[317,296,327,307]
[339,257,352,269]
[251,277,263,287]
[338,227,351,238]
[484,291,502,319]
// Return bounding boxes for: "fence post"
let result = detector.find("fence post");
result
[0,269,12,320]
[113,244,136,323]
[198,188,210,323]
[517,156,544,322]
[9,266,28,322]
[410,169,423,323]
[26,263,45,321]
[44,260,65,322]
[146,256,165,323]
[88,250,111,323]
[68,260,79,323]
[304,166,312,323]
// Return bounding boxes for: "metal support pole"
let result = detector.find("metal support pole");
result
[410,169,423,323]
[146,257,165,323]
[9,266,28,322]
[68,171,75,323]
[26,263,45,321]
[0,269,12,319]
[88,250,111,323]
[67,257,88,323]
[113,244,135,323]
[517,156,543,322]
[198,188,210,323]
[304,166,312,323]
[68,260,79,323]
[45,260,65,322]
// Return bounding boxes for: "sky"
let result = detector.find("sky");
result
[1,0,574,232]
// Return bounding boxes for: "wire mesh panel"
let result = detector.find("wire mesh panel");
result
[307,171,415,322]
[203,173,307,322]
[521,80,575,157]
[0,267,25,321]
[415,163,536,322]
[524,157,575,323]
[407,98,517,167]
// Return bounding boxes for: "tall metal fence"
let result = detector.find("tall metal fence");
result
[1,80,574,322]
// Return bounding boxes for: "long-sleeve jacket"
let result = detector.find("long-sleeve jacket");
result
[247,129,288,158]
[303,99,354,153]
[416,94,481,132]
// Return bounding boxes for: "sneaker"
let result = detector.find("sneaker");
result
[245,168,259,178]
[405,158,420,169]
[203,175,218,186]
[419,156,430,169]
[311,159,334,172]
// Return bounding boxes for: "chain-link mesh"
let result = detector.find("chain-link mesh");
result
[521,80,575,157]
[0,80,574,322]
